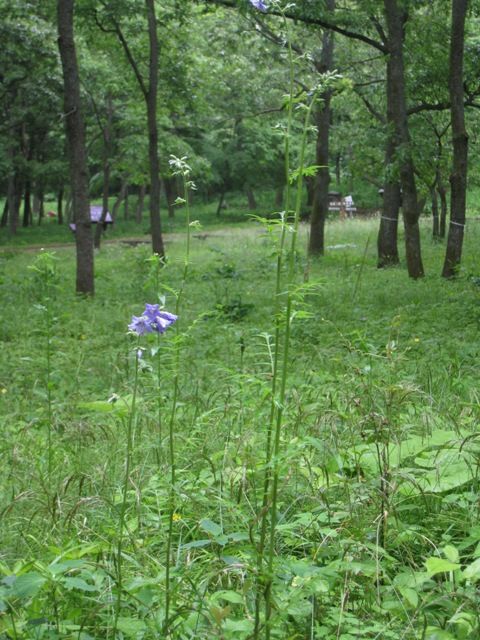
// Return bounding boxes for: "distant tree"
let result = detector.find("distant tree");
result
[442,0,469,277]
[57,0,94,295]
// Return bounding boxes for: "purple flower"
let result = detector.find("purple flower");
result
[128,304,178,336]
[128,315,153,336]
[249,0,268,11]
[143,304,178,334]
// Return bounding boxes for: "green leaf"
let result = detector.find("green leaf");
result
[116,618,147,636]
[399,587,419,608]
[7,572,46,599]
[463,557,480,581]
[63,577,98,592]
[199,519,223,537]
[425,628,456,640]
[443,545,459,563]
[425,557,461,576]
[214,590,243,604]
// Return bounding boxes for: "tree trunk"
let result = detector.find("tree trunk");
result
[216,190,226,217]
[246,186,257,210]
[57,187,64,225]
[145,0,165,256]
[0,200,8,227]
[135,184,146,223]
[431,185,440,239]
[309,1,334,256]
[442,0,468,278]
[275,185,284,209]
[95,94,113,249]
[112,177,128,221]
[22,181,32,227]
[8,174,21,236]
[377,56,400,267]
[123,185,129,220]
[305,176,315,207]
[58,0,94,295]
[335,153,341,187]
[37,186,45,225]
[384,0,423,278]
[438,181,447,238]
[164,177,176,218]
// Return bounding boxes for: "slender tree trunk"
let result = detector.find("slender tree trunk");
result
[164,177,176,218]
[0,200,8,227]
[377,57,400,267]
[135,184,146,223]
[309,2,334,256]
[384,0,423,278]
[123,185,129,220]
[335,153,341,187]
[275,185,284,209]
[216,190,226,217]
[8,175,22,236]
[57,187,64,225]
[246,186,257,210]
[431,185,440,238]
[37,186,45,225]
[58,0,94,295]
[22,181,32,227]
[145,0,164,256]
[95,94,113,249]
[442,0,469,278]
[112,177,128,221]
[438,181,447,238]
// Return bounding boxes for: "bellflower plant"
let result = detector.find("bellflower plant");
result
[128,304,178,336]
[250,0,268,11]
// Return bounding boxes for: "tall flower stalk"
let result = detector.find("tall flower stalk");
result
[164,155,194,635]
[30,251,57,483]
[247,2,327,637]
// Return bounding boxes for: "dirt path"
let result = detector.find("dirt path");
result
[0,230,233,254]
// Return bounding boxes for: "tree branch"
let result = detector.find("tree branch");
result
[203,0,387,53]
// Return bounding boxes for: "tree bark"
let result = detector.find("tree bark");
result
[438,180,447,238]
[22,181,32,227]
[0,200,8,227]
[112,177,128,220]
[58,0,94,295]
[384,0,423,278]
[95,94,113,249]
[164,177,176,218]
[135,185,146,223]
[216,190,226,217]
[57,187,64,225]
[377,56,400,267]
[309,0,335,256]
[442,0,469,278]
[246,186,257,210]
[431,184,440,238]
[145,0,164,256]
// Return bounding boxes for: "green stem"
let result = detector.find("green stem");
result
[254,13,295,638]
[113,344,139,637]
[264,93,318,639]
[164,171,191,636]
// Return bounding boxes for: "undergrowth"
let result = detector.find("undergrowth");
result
[1,219,480,639]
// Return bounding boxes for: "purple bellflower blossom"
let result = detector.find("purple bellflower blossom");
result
[128,304,178,336]
[128,315,153,336]
[249,0,268,11]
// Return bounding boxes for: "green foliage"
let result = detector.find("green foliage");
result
[2,218,480,637]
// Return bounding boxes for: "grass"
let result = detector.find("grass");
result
[1,213,480,639]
